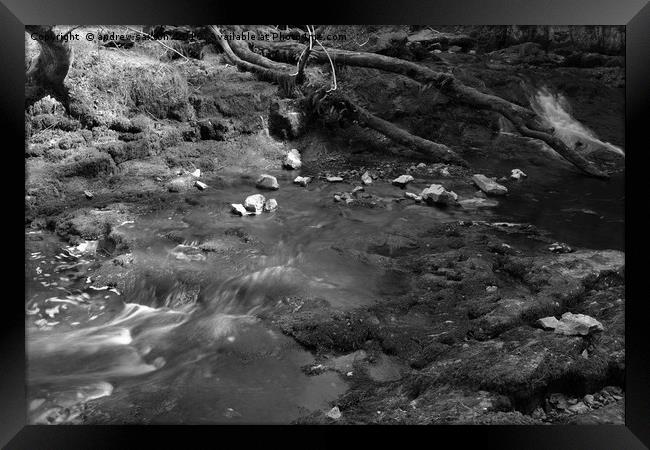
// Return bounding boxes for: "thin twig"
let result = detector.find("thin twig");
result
[314,37,337,92]
[123,26,190,61]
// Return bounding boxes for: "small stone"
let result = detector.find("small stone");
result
[581,349,589,359]
[327,176,344,183]
[439,167,450,177]
[511,168,527,180]
[549,242,573,253]
[244,194,266,214]
[333,194,342,202]
[190,169,201,178]
[417,163,426,168]
[554,312,605,336]
[83,190,94,199]
[283,149,302,170]
[263,198,278,212]
[448,45,462,53]
[168,176,194,193]
[420,184,458,205]
[583,394,595,406]
[326,406,342,420]
[568,402,590,414]
[256,174,279,190]
[486,285,498,293]
[404,192,422,202]
[392,175,414,187]
[231,204,250,216]
[352,186,365,195]
[194,181,208,190]
[361,171,373,185]
[537,316,561,331]
[472,174,508,196]
[293,176,311,187]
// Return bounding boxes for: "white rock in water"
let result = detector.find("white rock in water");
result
[190,169,201,178]
[352,186,365,195]
[327,176,344,183]
[392,174,414,187]
[472,174,508,195]
[326,406,342,420]
[554,312,605,336]
[194,181,208,190]
[511,168,527,180]
[283,149,302,169]
[263,198,278,212]
[244,194,266,214]
[231,204,250,216]
[537,316,561,330]
[420,184,458,205]
[294,176,311,187]
[256,174,279,190]
[404,192,422,202]
[361,171,373,185]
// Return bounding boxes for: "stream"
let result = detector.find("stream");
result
[25,90,625,424]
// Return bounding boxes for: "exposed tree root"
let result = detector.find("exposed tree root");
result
[247,39,608,178]
[209,25,464,163]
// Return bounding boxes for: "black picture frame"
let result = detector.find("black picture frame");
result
[3,0,647,448]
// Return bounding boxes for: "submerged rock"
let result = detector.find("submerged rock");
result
[511,168,527,180]
[361,171,373,185]
[392,174,414,187]
[256,174,279,190]
[472,174,508,196]
[420,184,458,205]
[283,149,302,170]
[294,176,311,187]
[263,198,278,212]
[244,194,266,214]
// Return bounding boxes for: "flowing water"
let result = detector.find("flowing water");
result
[25,88,625,424]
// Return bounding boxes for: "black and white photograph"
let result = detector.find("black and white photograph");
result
[24,24,627,426]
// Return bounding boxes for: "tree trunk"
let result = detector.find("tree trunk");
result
[25,26,73,107]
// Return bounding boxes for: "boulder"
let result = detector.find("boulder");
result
[420,184,458,205]
[326,406,342,420]
[472,174,508,196]
[392,174,414,187]
[293,176,311,187]
[554,312,605,336]
[244,194,266,214]
[167,175,195,193]
[256,174,279,190]
[283,149,302,170]
[231,204,250,216]
[263,198,278,212]
[361,171,373,185]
